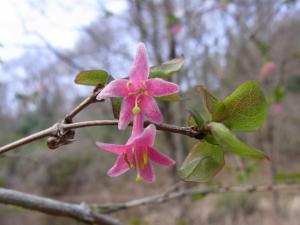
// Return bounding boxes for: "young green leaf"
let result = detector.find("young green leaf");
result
[178,141,225,182]
[222,80,267,132]
[196,85,228,121]
[209,122,269,160]
[111,97,122,119]
[149,56,184,79]
[75,70,110,86]
[186,109,205,129]
[155,93,180,102]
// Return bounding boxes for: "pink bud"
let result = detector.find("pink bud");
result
[270,103,283,114]
[260,62,276,77]
[170,24,182,34]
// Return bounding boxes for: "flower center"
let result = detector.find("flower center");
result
[123,147,149,183]
[127,80,149,97]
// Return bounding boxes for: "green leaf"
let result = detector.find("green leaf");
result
[74,70,110,86]
[196,85,227,121]
[111,97,122,119]
[178,141,225,182]
[186,109,205,129]
[191,193,207,202]
[149,56,184,79]
[255,40,270,57]
[273,173,300,182]
[222,80,267,131]
[155,93,180,102]
[166,14,180,26]
[273,86,285,103]
[237,161,258,182]
[209,122,269,160]
[204,134,219,145]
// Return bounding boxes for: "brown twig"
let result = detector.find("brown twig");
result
[0,79,207,155]
[96,183,300,214]
[64,85,102,123]
[0,188,121,225]
[0,120,206,155]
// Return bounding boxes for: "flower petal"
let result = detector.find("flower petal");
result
[96,142,127,155]
[129,43,149,83]
[131,124,156,146]
[140,163,155,183]
[147,78,179,96]
[140,96,162,122]
[107,154,129,177]
[135,148,156,183]
[96,79,128,100]
[119,96,135,130]
[149,147,176,166]
[127,113,144,143]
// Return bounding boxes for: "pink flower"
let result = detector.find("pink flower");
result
[170,24,182,34]
[97,43,179,129]
[96,123,176,183]
[260,62,276,77]
[270,103,283,114]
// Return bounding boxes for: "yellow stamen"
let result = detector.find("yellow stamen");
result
[141,80,146,87]
[142,150,148,166]
[131,148,137,169]
[136,175,144,183]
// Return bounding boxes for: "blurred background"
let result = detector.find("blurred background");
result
[0,0,300,224]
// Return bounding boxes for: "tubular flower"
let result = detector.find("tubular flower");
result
[260,61,276,77]
[96,43,179,129]
[96,122,175,183]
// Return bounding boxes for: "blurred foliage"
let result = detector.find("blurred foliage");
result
[273,172,300,182]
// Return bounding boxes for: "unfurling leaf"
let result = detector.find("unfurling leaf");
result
[209,122,269,160]
[75,70,110,86]
[221,80,267,131]
[111,97,122,119]
[155,93,180,102]
[186,109,205,129]
[149,56,184,79]
[196,85,227,121]
[178,141,224,182]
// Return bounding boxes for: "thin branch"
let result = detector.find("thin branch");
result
[0,126,57,154]
[64,85,102,123]
[96,183,300,214]
[0,120,206,155]
[0,188,121,225]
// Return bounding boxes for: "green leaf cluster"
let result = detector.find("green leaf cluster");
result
[198,80,267,132]
[179,81,268,182]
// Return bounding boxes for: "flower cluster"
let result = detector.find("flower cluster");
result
[96,43,179,182]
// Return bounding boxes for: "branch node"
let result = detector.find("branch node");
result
[47,123,75,150]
